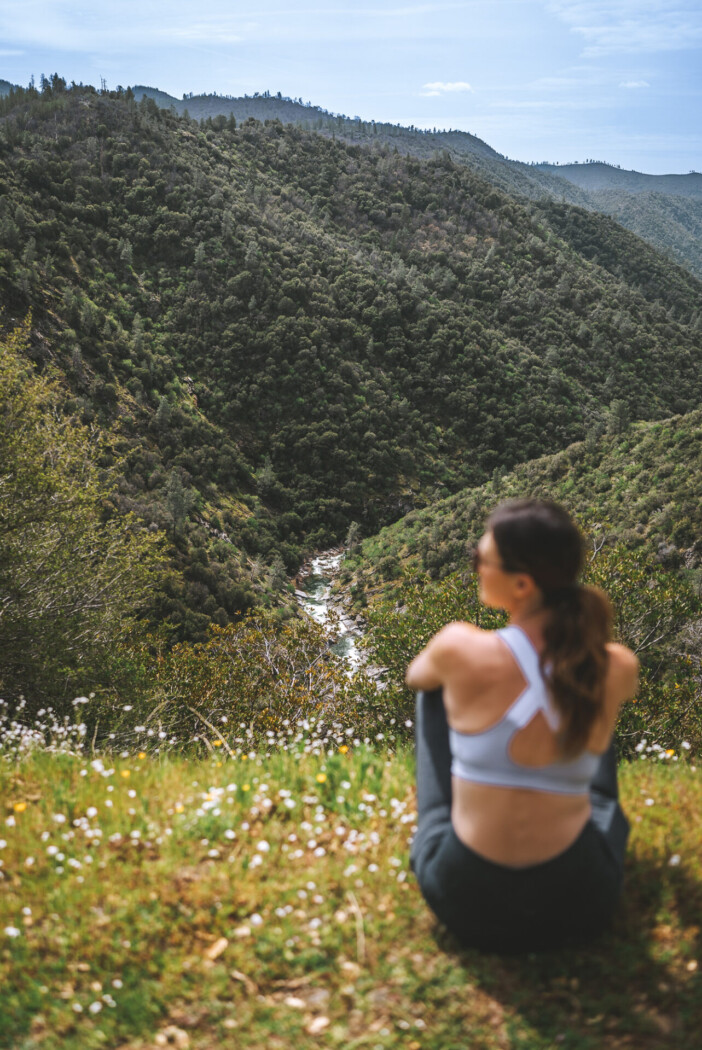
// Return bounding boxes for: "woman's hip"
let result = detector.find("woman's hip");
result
[414,818,624,953]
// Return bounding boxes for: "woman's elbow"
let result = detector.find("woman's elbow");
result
[404,662,419,689]
[405,657,442,691]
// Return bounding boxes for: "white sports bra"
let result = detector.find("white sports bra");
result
[449,625,601,795]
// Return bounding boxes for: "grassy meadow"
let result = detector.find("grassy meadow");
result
[1,720,701,1050]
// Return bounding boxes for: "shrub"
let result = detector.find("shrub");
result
[0,322,165,711]
[97,610,393,755]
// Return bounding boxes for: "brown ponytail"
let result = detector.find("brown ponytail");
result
[541,584,613,757]
[487,499,612,758]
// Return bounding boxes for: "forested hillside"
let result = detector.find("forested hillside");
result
[5,81,702,276]
[1,79,701,642]
[346,408,702,595]
[535,164,702,279]
[132,86,702,279]
[586,190,702,281]
[131,83,506,161]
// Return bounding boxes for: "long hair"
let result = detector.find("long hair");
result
[486,499,612,758]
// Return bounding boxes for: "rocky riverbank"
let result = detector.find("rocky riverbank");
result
[294,549,386,683]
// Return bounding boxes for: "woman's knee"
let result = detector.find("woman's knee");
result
[410,821,448,890]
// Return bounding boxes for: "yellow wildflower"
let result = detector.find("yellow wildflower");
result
[316,773,327,784]
[339,745,349,754]
[13,802,27,813]
[213,740,222,747]
[138,752,146,760]
[121,770,131,778]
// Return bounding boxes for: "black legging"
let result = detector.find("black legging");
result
[410,689,630,954]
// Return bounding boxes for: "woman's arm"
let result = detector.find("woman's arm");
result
[405,622,469,691]
[606,643,640,707]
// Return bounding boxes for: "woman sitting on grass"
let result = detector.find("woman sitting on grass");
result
[406,498,638,953]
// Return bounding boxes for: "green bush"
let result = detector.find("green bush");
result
[96,610,395,755]
[0,322,165,711]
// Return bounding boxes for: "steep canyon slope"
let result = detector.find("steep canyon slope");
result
[1,82,701,637]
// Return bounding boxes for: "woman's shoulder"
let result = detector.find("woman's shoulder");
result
[604,642,639,698]
[430,621,503,664]
[434,620,494,643]
[605,641,639,673]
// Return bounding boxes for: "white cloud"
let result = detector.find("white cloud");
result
[163,23,247,44]
[0,3,254,50]
[422,81,473,95]
[489,98,613,111]
[620,79,649,88]
[0,1,474,51]
[531,76,587,87]
[546,1,702,56]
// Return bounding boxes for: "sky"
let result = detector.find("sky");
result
[1,1,700,174]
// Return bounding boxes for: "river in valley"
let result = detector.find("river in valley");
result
[294,550,364,672]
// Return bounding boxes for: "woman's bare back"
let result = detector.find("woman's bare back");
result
[438,622,637,866]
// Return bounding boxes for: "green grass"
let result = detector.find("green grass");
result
[1,746,700,1049]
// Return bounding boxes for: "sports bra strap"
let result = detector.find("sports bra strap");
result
[496,626,561,732]
[496,625,542,685]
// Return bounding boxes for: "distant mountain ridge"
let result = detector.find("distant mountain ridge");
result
[536,161,702,199]
[129,85,702,279]
[129,84,503,160]
[3,78,698,272]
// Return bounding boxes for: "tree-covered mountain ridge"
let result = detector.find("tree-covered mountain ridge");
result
[1,79,701,640]
[129,83,702,279]
[536,161,702,198]
[4,76,701,274]
[345,407,702,602]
